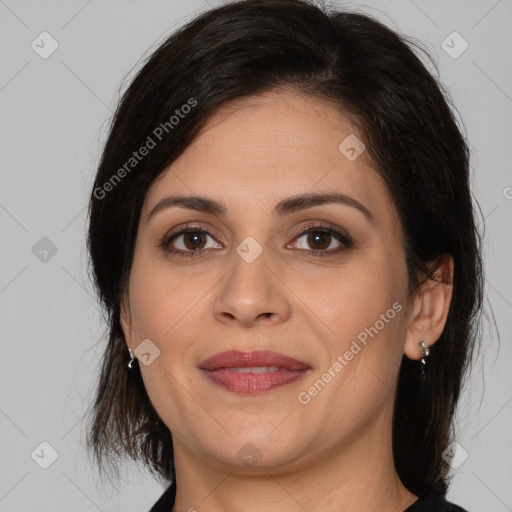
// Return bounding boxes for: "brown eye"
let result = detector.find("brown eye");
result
[289,224,353,257]
[180,230,208,250]
[162,226,222,258]
[306,230,332,251]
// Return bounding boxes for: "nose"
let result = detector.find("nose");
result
[212,247,292,328]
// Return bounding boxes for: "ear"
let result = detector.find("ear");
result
[404,254,454,360]
[120,293,134,350]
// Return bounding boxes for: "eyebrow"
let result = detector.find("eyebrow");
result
[147,191,374,224]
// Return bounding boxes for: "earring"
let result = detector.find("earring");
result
[419,339,430,380]
[127,346,135,369]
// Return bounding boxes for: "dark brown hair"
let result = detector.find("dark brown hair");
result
[86,0,484,497]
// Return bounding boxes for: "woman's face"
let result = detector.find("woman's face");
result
[121,89,414,473]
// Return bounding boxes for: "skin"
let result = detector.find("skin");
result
[120,88,453,512]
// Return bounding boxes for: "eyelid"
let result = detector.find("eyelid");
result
[289,221,353,246]
[160,223,219,250]
[164,222,216,240]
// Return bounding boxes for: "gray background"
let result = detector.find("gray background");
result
[1,0,511,511]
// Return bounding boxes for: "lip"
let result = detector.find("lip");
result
[198,350,312,394]
[199,350,310,371]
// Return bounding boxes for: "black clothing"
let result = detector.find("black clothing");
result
[406,493,469,511]
[148,480,469,511]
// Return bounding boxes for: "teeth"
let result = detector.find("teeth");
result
[229,366,280,373]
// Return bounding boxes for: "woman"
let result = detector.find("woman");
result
[86,1,483,510]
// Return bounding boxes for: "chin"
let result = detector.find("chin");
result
[196,426,310,472]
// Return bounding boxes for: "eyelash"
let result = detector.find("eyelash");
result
[159,222,353,259]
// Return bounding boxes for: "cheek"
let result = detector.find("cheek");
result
[127,242,206,341]
[127,257,211,432]
[126,247,216,381]
[296,248,407,349]
[299,249,408,413]
[320,251,408,389]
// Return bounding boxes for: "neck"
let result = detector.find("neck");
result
[170,405,418,512]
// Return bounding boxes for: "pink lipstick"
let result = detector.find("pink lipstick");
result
[198,350,311,393]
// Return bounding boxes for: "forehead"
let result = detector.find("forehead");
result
[143,89,398,228]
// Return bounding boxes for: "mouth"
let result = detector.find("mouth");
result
[198,350,312,394]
